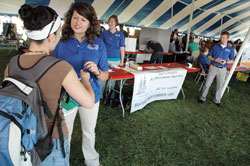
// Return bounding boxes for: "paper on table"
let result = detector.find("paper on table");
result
[144,66,158,69]
[158,66,168,69]
[121,67,138,72]
[108,69,114,72]
[186,67,196,69]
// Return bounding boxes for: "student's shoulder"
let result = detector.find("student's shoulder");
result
[52,57,72,68]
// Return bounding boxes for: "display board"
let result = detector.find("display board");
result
[139,27,171,52]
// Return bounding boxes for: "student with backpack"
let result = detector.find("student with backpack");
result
[52,2,109,166]
[0,4,95,166]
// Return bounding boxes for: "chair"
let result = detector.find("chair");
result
[195,62,207,83]
[194,62,207,91]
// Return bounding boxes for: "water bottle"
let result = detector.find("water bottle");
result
[125,60,129,69]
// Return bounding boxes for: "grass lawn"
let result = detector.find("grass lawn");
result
[1,48,250,166]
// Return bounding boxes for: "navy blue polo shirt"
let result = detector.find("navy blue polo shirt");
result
[100,29,125,60]
[209,44,234,67]
[52,37,109,103]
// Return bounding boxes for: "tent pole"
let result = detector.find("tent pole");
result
[171,0,173,32]
[185,0,194,52]
[220,14,223,34]
[220,27,250,98]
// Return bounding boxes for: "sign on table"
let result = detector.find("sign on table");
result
[130,68,187,113]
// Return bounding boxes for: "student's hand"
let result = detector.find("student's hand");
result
[215,58,222,63]
[80,69,90,82]
[220,60,226,65]
[84,61,100,76]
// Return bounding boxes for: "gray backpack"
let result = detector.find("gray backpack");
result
[0,55,65,166]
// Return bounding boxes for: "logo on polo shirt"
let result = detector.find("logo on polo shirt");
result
[87,44,99,50]
[225,48,231,52]
[115,34,120,37]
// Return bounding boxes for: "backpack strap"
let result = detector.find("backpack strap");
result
[49,88,66,158]
[8,55,62,82]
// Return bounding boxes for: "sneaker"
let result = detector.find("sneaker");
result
[198,99,204,103]
[213,101,222,107]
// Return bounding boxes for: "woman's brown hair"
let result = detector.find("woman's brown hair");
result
[61,2,97,44]
[108,15,118,26]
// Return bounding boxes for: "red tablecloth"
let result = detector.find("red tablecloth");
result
[109,63,200,80]
[227,64,250,71]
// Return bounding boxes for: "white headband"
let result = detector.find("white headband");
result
[27,16,61,40]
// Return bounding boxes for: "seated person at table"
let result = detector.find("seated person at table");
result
[146,37,164,64]
[198,47,210,71]
[188,37,200,65]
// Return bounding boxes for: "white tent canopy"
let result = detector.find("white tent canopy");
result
[0,0,250,40]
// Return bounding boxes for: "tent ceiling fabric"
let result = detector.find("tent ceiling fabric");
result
[0,0,249,39]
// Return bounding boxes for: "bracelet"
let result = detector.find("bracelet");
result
[96,69,101,76]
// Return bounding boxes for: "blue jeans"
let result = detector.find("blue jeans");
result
[150,51,164,63]
[39,137,70,166]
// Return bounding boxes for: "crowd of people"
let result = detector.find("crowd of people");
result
[1,1,244,166]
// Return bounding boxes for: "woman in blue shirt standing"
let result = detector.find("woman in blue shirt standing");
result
[100,15,125,101]
[100,15,125,66]
[52,2,108,166]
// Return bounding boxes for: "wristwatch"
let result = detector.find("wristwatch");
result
[96,69,101,76]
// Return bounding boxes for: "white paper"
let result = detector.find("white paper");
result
[157,66,168,69]
[108,69,114,72]
[144,66,158,69]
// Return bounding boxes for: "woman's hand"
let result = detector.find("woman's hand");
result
[84,61,101,76]
[119,62,124,66]
[80,69,90,82]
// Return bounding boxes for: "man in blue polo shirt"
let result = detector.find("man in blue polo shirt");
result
[199,31,234,107]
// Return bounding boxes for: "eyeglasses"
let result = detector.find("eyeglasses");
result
[47,15,58,38]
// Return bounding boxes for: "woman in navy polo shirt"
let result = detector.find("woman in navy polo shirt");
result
[100,15,125,66]
[100,15,125,101]
[52,2,108,166]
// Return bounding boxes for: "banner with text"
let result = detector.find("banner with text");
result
[240,42,250,67]
[130,68,187,113]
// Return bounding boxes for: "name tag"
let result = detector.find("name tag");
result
[225,48,231,52]
[87,44,99,50]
